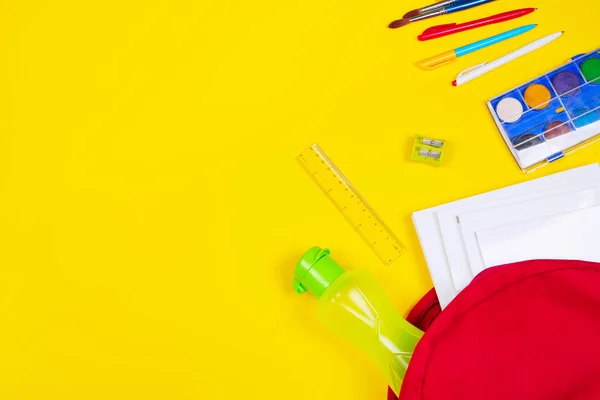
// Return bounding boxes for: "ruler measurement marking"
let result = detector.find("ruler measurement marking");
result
[297,144,406,265]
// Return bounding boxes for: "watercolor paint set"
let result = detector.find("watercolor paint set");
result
[488,48,600,172]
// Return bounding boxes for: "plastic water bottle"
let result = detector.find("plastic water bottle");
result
[293,247,423,394]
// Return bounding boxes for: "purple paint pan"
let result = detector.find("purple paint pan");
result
[552,71,582,97]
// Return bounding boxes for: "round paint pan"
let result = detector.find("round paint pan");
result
[544,121,572,140]
[572,107,600,128]
[581,58,600,84]
[552,71,581,97]
[524,84,552,110]
[514,134,543,151]
[496,97,523,123]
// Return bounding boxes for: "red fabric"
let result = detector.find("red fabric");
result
[399,259,600,400]
[405,288,441,332]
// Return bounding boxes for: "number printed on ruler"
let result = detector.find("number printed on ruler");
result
[297,144,406,265]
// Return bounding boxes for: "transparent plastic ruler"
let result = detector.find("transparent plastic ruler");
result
[297,144,406,265]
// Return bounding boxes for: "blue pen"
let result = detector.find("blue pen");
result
[416,24,538,70]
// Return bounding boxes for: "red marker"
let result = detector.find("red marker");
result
[418,8,537,41]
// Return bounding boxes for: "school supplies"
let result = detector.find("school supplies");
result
[411,163,600,309]
[488,46,600,172]
[389,0,496,29]
[416,24,536,70]
[293,247,423,395]
[453,32,563,86]
[297,144,406,265]
[418,8,537,41]
[411,136,446,165]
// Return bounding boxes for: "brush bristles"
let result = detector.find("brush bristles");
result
[403,9,421,18]
[388,18,410,29]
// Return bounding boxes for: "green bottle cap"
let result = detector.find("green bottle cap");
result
[293,247,346,298]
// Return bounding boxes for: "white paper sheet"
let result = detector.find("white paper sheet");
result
[476,206,600,268]
[458,186,600,278]
[412,163,600,309]
[437,180,600,293]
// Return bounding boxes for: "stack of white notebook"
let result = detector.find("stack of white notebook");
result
[412,163,600,310]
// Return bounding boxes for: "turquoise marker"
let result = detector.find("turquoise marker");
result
[417,24,538,70]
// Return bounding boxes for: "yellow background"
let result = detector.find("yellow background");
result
[1,0,599,399]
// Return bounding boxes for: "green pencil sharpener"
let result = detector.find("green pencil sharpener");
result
[411,135,446,166]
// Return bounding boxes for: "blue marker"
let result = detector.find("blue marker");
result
[417,24,538,70]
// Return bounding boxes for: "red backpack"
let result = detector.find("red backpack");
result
[389,259,600,400]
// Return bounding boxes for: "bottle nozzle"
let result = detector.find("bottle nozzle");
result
[293,247,346,299]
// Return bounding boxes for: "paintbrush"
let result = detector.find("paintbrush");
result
[390,0,496,29]
[404,0,458,19]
